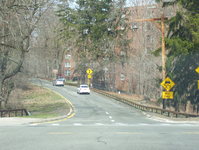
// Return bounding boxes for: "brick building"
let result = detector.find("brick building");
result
[107,4,176,98]
[61,52,76,80]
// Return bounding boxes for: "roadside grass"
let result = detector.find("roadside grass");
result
[17,84,70,118]
[65,80,78,87]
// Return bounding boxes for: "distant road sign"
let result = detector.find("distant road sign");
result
[161,77,175,91]
[195,67,199,74]
[162,91,174,99]
[87,74,92,79]
[86,68,93,74]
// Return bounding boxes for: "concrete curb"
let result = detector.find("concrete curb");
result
[142,111,199,124]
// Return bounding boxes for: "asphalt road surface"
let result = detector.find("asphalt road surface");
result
[0,79,199,150]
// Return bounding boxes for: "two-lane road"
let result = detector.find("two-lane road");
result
[0,79,199,150]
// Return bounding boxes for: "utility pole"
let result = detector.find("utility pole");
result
[132,15,168,109]
[161,14,166,80]
[132,16,167,80]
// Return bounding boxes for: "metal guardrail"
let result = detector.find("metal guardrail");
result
[93,88,199,118]
[0,109,29,117]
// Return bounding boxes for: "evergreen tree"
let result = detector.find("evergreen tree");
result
[57,0,129,87]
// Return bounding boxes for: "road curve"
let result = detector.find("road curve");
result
[0,79,199,150]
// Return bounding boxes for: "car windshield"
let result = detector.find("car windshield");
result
[57,79,64,81]
[80,85,88,88]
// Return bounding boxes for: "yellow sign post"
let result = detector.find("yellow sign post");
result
[86,68,93,87]
[161,77,175,91]
[162,91,174,99]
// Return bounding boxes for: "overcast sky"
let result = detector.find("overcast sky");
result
[126,0,156,7]
[68,0,156,9]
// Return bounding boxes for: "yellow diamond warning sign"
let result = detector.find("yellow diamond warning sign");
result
[86,68,93,74]
[196,67,199,74]
[161,77,175,91]
[162,91,174,99]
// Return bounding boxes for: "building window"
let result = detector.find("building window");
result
[65,54,71,60]
[65,62,71,68]
[65,70,71,76]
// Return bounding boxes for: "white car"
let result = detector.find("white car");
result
[53,79,64,86]
[77,84,90,94]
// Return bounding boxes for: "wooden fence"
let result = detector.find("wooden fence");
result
[93,88,199,118]
[0,109,29,117]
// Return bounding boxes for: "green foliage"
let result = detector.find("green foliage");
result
[171,54,199,105]
[57,0,128,81]
[151,48,161,57]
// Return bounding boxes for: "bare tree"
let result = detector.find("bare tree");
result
[0,0,53,108]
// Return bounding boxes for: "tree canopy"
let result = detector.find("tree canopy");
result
[57,0,129,84]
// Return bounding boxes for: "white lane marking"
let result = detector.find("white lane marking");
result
[138,123,149,126]
[29,124,38,126]
[109,116,112,119]
[114,123,127,126]
[73,123,83,126]
[43,123,199,127]
[143,112,147,115]
[95,123,105,126]
[146,114,151,118]
[160,123,171,126]
[48,132,72,135]
[106,112,109,115]
[52,123,60,126]
[116,132,143,135]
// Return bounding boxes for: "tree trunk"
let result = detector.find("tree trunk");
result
[174,101,179,112]
[0,79,5,109]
